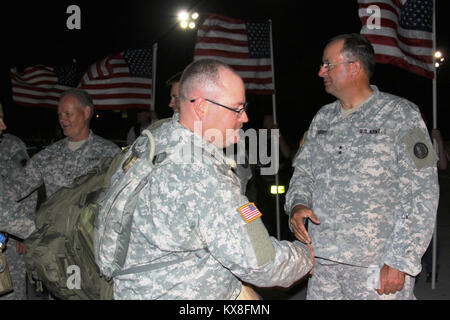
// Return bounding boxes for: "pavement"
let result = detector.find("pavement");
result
[256,165,450,300]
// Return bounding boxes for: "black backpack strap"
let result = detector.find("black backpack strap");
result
[111,248,209,278]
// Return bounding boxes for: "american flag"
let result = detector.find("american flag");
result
[10,64,78,108]
[358,0,434,79]
[194,14,274,94]
[238,202,262,223]
[79,46,155,110]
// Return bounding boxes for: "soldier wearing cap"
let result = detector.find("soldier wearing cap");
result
[285,33,439,299]
[0,103,37,300]
[111,58,313,299]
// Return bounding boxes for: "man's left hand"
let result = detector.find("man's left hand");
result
[377,264,405,295]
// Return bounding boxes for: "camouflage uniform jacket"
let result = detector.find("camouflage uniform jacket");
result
[6,130,120,200]
[113,116,312,299]
[0,134,36,238]
[285,86,439,276]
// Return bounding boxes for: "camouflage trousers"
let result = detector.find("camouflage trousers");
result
[0,239,26,300]
[306,260,416,300]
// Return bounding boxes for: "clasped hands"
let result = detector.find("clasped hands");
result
[290,204,405,295]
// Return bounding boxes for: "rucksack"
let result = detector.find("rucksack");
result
[24,127,163,300]
[94,123,208,293]
[23,148,128,299]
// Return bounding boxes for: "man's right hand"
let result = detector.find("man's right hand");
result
[290,204,320,244]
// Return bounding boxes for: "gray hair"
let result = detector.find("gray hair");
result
[59,89,94,120]
[328,33,376,79]
[179,59,238,101]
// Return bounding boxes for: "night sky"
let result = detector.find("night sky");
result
[1,0,448,150]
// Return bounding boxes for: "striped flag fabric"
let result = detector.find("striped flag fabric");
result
[358,0,434,79]
[238,202,262,223]
[10,64,78,108]
[194,14,274,94]
[79,46,155,110]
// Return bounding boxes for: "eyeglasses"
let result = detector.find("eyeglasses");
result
[189,98,248,116]
[319,61,355,72]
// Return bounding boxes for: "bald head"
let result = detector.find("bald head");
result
[179,59,241,103]
[177,58,247,148]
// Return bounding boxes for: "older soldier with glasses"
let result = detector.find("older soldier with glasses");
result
[285,33,439,300]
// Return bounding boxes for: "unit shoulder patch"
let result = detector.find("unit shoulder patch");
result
[401,127,437,170]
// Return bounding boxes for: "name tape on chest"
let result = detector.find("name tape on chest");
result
[238,202,262,223]
[359,128,381,134]
[316,128,386,136]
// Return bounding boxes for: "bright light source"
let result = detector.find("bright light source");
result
[177,10,198,30]
[435,62,440,68]
[178,11,189,21]
[434,51,442,59]
[270,185,285,194]
[180,21,188,29]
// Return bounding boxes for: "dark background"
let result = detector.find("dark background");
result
[0,0,448,150]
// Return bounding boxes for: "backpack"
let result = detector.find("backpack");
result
[24,127,163,300]
[94,124,209,295]
[23,148,128,299]
[24,126,166,300]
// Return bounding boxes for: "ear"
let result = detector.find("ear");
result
[192,98,208,120]
[83,106,92,121]
[351,61,362,78]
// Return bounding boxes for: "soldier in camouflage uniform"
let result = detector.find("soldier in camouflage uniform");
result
[110,59,313,299]
[285,34,439,300]
[0,104,37,300]
[4,89,120,201]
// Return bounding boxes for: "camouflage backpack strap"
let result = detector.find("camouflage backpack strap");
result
[94,129,156,279]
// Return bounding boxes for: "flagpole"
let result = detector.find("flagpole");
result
[268,19,281,240]
[431,0,437,290]
[151,43,158,111]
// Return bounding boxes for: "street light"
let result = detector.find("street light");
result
[177,11,189,22]
[434,50,444,68]
[177,10,199,30]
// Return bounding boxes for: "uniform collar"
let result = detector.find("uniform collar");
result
[63,130,94,150]
[171,116,237,170]
[333,85,380,125]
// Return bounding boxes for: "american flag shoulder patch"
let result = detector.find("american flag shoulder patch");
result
[238,202,262,223]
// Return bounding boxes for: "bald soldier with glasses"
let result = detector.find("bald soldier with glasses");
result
[110,58,313,300]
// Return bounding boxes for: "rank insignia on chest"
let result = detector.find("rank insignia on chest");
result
[238,202,262,223]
